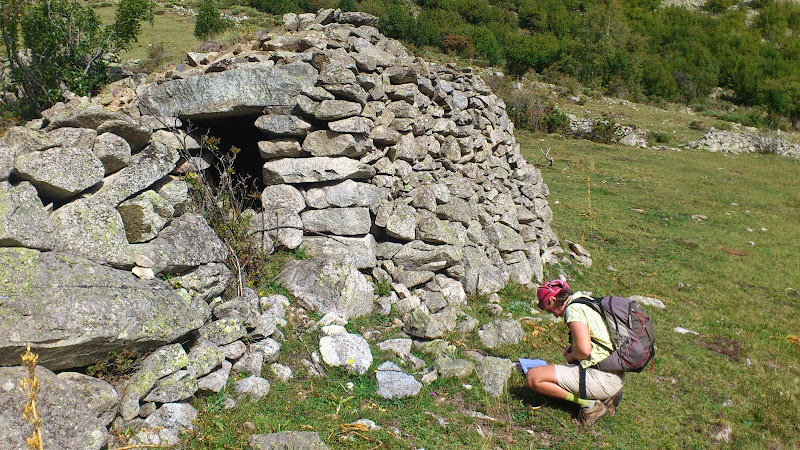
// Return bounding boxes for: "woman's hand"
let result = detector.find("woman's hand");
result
[563,346,578,364]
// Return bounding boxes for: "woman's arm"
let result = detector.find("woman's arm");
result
[565,320,592,363]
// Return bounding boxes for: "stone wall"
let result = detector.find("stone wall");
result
[0,9,574,448]
[688,129,800,157]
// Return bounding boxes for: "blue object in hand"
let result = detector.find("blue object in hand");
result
[519,358,548,375]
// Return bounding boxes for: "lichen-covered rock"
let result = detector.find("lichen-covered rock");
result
[478,319,524,349]
[129,403,198,446]
[187,339,226,378]
[234,376,271,401]
[140,63,319,119]
[262,156,375,185]
[0,127,57,181]
[51,198,133,267]
[93,132,132,174]
[143,370,198,403]
[301,207,371,236]
[301,234,377,269]
[375,361,422,399]
[198,360,232,393]
[0,181,54,250]
[56,372,119,426]
[278,255,374,319]
[172,263,233,302]
[199,318,248,346]
[90,141,179,207]
[249,431,330,450]
[476,356,514,398]
[0,249,209,370]
[133,213,228,273]
[433,358,475,378]
[319,333,373,375]
[0,366,108,450]
[117,190,174,243]
[14,146,105,201]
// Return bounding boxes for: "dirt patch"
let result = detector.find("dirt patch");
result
[698,336,745,362]
[721,246,751,257]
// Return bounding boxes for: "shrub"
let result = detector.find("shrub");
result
[138,42,174,73]
[651,131,671,144]
[338,0,357,12]
[689,120,706,130]
[543,109,570,133]
[443,34,473,54]
[194,0,230,40]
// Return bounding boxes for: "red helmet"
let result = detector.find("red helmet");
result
[537,279,570,309]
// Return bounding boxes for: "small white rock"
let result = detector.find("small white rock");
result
[322,324,347,336]
[673,326,699,335]
[132,266,155,280]
[134,254,154,268]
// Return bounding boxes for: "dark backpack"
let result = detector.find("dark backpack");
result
[568,295,656,373]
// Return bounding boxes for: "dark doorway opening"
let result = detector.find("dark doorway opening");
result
[192,114,266,209]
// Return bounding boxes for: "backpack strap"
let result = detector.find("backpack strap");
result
[579,366,587,399]
[566,297,615,355]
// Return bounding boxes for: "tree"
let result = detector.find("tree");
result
[194,0,229,40]
[761,76,800,129]
[0,0,153,117]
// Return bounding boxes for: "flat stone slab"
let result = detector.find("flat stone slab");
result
[0,248,210,370]
[139,63,318,119]
[262,156,375,185]
[249,431,329,450]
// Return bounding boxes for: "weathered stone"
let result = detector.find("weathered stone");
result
[258,138,303,159]
[369,124,401,145]
[143,370,198,403]
[172,263,233,302]
[0,246,210,370]
[131,403,198,446]
[0,181,54,250]
[234,348,265,377]
[96,118,152,151]
[91,141,180,207]
[134,213,228,273]
[462,246,508,296]
[199,318,248,346]
[314,99,362,120]
[263,156,375,185]
[254,208,303,250]
[0,366,108,450]
[375,361,422,399]
[278,255,374,319]
[51,198,132,267]
[301,207,371,236]
[478,319,524,349]
[255,114,313,136]
[249,431,330,450]
[261,184,305,213]
[56,371,119,426]
[476,356,514,397]
[117,190,174,243]
[319,333,373,375]
[329,116,373,134]
[48,127,97,149]
[149,129,201,153]
[392,240,463,271]
[198,360,232,393]
[434,358,475,378]
[302,130,373,157]
[234,376,271,401]
[304,179,386,209]
[140,63,319,119]
[14,146,104,201]
[302,234,377,269]
[187,339,226,378]
[386,204,418,241]
[93,132,132,174]
[402,305,457,339]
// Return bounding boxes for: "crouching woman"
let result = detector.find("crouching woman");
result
[526,280,623,426]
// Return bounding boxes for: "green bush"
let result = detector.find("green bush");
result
[194,0,229,40]
[689,120,706,130]
[1,0,153,116]
[543,109,570,133]
[651,131,671,144]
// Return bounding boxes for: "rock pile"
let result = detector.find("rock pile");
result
[688,129,800,157]
[0,8,583,448]
[565,114,648,148]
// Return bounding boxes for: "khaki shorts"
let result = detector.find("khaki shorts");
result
[554,364,624,400]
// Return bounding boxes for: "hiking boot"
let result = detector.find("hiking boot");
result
[578,400,607,427]
[602,390,622,416]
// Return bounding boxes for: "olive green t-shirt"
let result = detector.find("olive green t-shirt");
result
[564,292,614,369]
